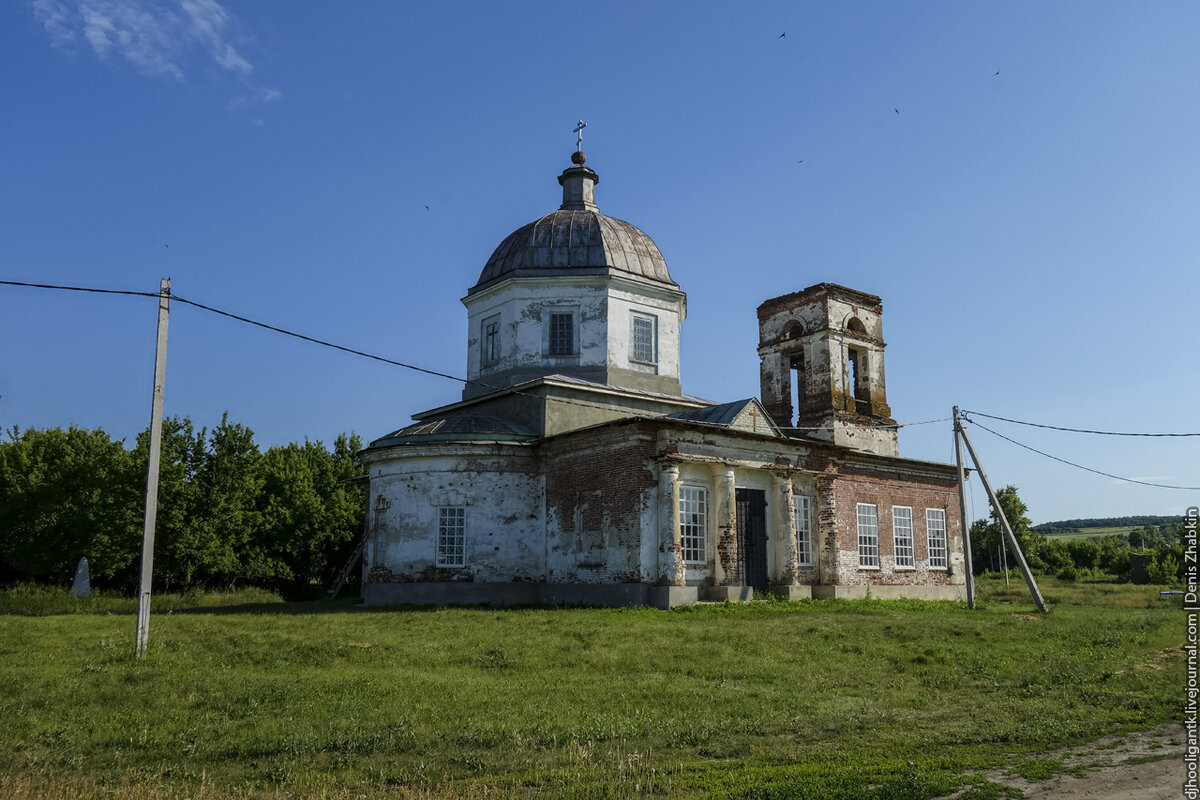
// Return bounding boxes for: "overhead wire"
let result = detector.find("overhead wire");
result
[960,414,1200,491]
[4,278,952,433]
[961,409,1200,437]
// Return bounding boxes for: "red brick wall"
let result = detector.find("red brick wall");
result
[829,468,963,587]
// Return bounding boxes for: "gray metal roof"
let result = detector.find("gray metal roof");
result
[473,209,674,291]
[370,414,537,448]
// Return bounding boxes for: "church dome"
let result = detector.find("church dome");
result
[470,155,675,293]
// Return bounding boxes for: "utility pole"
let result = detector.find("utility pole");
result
[952,407,975,608]
[957,420,1047,613]
[135,278,170,657]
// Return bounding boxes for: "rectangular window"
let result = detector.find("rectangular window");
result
[857,503,879,568]
[482,315,500,366]
[893,506,914,568]
[679,486,707,564]
[549,312,574,356]
[927,509,948,569]
[437,507,466,567]
[795,495,815,566]
[631,313,657,364]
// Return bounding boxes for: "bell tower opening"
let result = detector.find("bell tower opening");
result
[789,351,805,429]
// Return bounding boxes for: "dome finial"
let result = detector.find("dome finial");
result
[573,119,587,152]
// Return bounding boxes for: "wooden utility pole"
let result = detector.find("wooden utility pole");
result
[957,421,1047,613]
[952,407,975,608]
[135,278,171,657]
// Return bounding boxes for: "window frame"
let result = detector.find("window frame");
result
[892,506,914,569]
[630,311,658,365]
[927,508,948,570]
[436,506,466,568]
[481,314,501,367]
[679,485,708,565]
[546,309,577,357]
[857,502,880,569]
[795,494,815,567]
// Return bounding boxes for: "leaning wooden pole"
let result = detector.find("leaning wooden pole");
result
[135,278,171,658]
[958,422,1047,613]
[952,407,975,608]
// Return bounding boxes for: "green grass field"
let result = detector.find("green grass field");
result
[0,578,1184,799]
[1039,526,1143,542]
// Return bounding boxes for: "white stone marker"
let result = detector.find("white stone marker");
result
[70,556,91,598]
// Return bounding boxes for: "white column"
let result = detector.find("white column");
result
[658,463,683,585]
[774,472,798,585]
[712,466,737,585]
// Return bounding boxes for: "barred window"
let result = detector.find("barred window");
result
[437,507,465,567]
[631,313,657,364]
[795,495,815,566]
[482,315,500,365]
[549,312,574,356]
[927,509,948,569]
[857,503,879,568]
[679,486,707,564]
[893,506,914,568]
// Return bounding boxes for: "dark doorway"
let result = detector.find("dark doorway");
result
[735,488,768,592]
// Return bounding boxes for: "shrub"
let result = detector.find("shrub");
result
[1056,564,1079,583]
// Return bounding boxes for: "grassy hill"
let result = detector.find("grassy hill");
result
[0,580,1184,799]
[1033,516,1180,543]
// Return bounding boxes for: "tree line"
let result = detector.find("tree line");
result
[969,486,1184,584]
[1032,514,1179,532]
[0,416,365,597]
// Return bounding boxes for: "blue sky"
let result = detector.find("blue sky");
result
[3,1,1197,524]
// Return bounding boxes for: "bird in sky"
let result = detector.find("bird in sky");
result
[894,107,900,114]
[994,71,1000,76]
[424,205,430,211]
[778,32,786,38]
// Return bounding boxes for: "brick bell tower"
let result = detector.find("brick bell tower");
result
[757,283,898,457]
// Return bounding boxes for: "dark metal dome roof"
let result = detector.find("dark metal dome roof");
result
[475,209,673,289]
[469,157,676,293]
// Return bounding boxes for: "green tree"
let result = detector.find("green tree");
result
[0,426,140,585]
[968,485,1039,575]
[255,434,364,595]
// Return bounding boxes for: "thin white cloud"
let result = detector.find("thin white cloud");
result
[30,0,280,105]
[229,85,282,110]
[31,0,76,46]
[180,0,251,76]
[80,0,185,79]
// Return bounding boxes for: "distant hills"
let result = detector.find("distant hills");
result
[1033,515,1179,533]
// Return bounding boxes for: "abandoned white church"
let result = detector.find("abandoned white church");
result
[359,147,967,608]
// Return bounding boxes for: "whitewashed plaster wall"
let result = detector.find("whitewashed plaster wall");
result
[462,276,684,387]
[363,447,545,583]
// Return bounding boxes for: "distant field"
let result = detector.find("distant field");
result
[1041,525,1143,542]
[0,579,1184,799]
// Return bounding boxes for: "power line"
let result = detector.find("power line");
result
[961,414,1200,491]
[7,278,947,433]
[0,279,160,298]
[962,409,1200,437]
